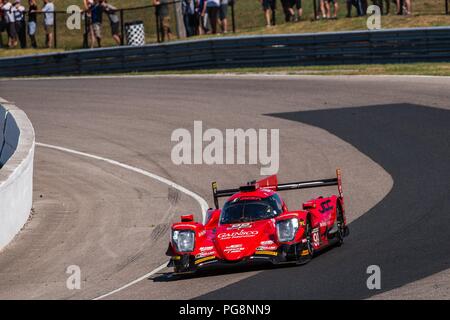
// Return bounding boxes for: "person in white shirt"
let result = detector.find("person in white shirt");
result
[35,0,53,47]
[202,0,220,34]
[1,0,18,47]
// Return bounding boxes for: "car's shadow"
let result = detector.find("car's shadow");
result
[151,245,335,282]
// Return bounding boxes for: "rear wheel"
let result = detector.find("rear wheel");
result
[336,205,345,246]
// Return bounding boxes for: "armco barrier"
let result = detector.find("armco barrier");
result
[1,27,450,77]
[0,98,35,250]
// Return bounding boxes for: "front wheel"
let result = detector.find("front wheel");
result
[297,218,314,264]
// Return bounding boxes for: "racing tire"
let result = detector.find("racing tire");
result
[335,204,345,247]
[297,217,314,265]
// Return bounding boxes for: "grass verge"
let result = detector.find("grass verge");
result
[138,62,450,76]
[0,0,448,58]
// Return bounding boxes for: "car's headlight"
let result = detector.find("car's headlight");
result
[276,218,299,242]
[172,230,195,252]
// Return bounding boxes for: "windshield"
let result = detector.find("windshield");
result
[220,195,283,224]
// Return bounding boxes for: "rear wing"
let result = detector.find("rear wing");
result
[212,169,344,209]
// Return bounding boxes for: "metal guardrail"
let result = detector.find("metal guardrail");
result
[1,27,450,77]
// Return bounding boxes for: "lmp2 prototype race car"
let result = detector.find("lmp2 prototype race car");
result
[166,170,349,274]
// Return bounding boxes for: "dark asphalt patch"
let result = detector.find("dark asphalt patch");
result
[199,104,450,299]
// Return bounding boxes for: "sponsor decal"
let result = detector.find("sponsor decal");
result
[224,244,245,254]
[198,230,206,237]
[218,230,259,240]
[238,196,261,201]
[301,249,309,256]
[258,240,277,250]
[312,228,320,246]
[199,246,214,252]
[195,255,216,265]
[228,223,253,230]
[195,251,215,258]
[319,200,333,214]
[226,244,242,248]
[256,245,278,251]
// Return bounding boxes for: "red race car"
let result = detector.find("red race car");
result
[166,170,349,274]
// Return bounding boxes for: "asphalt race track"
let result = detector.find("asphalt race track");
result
[0,75,449,299]
[202,104,450,299]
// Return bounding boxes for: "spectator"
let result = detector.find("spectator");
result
[395,0,403,14]
[83,0,96,48]
[202,0,220,34]
[182,0,195,37]
[90,0,103,47]
[101,0,121,45]
[346,0,364,17]
[398,0,411,15]
[316,0,328,19]
[362,0,368,13]
[372,0,389,14]
[13,0,25,48]
[325,0,339,19]
[261,0,276,28]
[280,0,294,22]
[41,0,54,48]
[1,0,17,48]
[28,0,37,48]
[290,0,302,22]
[154,0,172,41]
[218,0,228,33]
[194,0,205,34]
[0,7,4,48]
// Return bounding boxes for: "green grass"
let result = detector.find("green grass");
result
[0,48,64,57]
[138,62,450,76]
[6,62,449,78]
[0,0,449,58]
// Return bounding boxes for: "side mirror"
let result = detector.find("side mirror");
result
[302,201,316,210]
[181,214,194,222]
[205,209,220,227]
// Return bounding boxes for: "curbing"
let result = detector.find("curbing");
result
[0,97,35,250]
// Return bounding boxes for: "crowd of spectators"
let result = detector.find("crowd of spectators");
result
[262,0,413,26]
[179,0,231,37]
[0,0,54,48]
[345,0,412,18]
[0,0,121,49]
[83,0,121,48]
[0,0,233,48]
[0,0,418,49]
